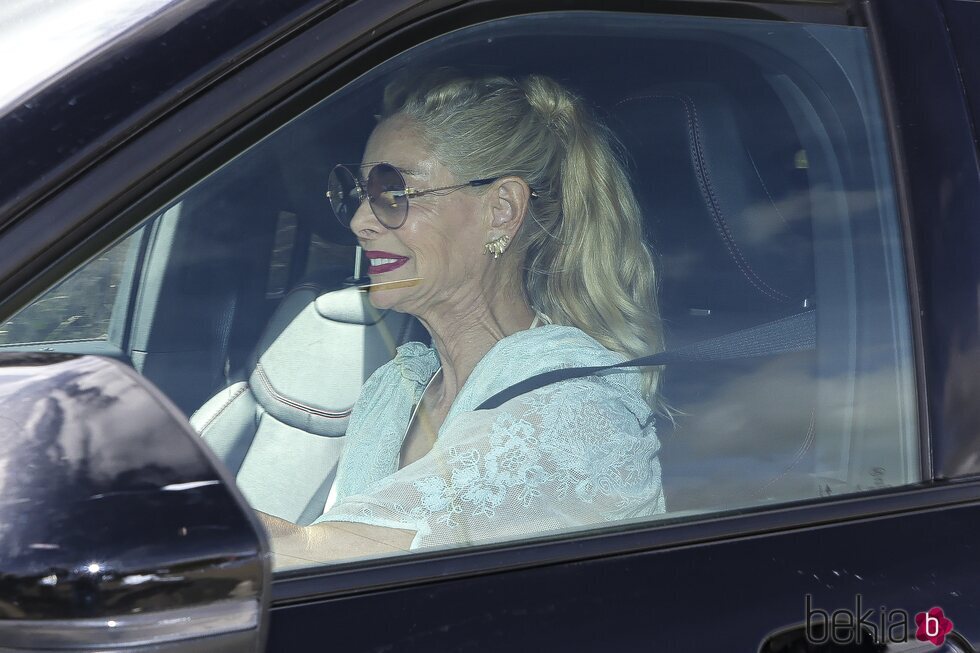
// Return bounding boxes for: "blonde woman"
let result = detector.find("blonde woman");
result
[260,72,666,564]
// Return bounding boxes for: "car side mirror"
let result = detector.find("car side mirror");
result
[0,353,269,651]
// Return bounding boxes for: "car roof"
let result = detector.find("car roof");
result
[0,0,838,231]
[0,0,329,228]
[0,0,183,112]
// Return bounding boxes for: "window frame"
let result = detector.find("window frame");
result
[0,0,970,607]
[0,223,150,353]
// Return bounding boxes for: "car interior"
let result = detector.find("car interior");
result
[0,13,919,527]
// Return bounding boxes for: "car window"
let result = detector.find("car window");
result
[0,228,141,346]
[0,11,918,571]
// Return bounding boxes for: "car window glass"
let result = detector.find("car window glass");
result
[0,229,141,345]
[0,12,918,572]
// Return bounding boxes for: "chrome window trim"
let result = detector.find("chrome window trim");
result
[0,598,258,649]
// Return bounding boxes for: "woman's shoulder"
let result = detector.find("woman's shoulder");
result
[375,325,623,389]
[491,323,628,370]
[467,324,652,420]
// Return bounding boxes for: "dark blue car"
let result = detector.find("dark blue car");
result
[0,0,978,650]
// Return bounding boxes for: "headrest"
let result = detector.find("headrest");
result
[315,285,384,325]
[249,282,410,436]
[608,82,815,317]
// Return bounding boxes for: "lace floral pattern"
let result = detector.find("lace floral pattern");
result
[412,417,549,527]
[316,325,665,549]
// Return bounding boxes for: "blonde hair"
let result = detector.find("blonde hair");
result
[383,71,664,402]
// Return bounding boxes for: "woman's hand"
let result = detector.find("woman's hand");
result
[256,511,416,567]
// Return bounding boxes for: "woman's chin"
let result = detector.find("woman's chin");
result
[363,269,423,311]
[366,282,408,311]
[365,287,394,309]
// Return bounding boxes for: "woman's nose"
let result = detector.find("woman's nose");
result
[348,193,384,238]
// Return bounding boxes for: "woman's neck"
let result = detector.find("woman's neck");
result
[417,292,536,407]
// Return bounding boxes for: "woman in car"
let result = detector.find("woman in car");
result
[260,71,666,563]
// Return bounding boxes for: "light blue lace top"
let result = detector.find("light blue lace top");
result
[313,323,666,549]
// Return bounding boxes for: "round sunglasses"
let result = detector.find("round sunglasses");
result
[327,162,536,230]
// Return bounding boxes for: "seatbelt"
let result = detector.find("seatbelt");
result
[475,310,816,411]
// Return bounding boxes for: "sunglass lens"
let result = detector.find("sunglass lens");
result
[367,164,408,228]
[327,166,360,226]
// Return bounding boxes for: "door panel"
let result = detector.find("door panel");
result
[267,491,980,650]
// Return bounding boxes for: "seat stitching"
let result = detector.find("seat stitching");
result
[254,362,352,419]
[686,97,791,302]
[198,383,249,435]
[615,94,790,302]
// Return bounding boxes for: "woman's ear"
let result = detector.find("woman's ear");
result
[489,177,531,235]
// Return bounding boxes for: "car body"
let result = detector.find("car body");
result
[0,0,979,651]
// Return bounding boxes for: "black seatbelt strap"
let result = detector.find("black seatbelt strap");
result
[475,310,816,411]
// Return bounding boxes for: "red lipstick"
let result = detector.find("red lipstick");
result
[364,250,409,275]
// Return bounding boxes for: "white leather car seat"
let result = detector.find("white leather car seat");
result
[191,280,425,524]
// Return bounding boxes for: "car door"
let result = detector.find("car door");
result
[0,1,978,651]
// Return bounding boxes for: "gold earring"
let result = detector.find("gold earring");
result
[483,235,510,259]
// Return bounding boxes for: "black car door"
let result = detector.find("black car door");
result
[0,1,978,651]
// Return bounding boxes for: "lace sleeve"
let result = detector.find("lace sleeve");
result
[313,376,666,550]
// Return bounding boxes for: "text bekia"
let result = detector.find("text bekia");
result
[804,595,955,647]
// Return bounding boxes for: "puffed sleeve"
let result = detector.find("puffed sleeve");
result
[312,375,666,550]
